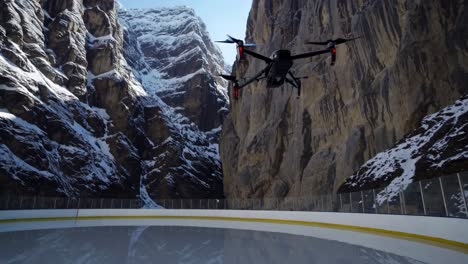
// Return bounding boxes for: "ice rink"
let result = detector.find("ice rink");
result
[0,210,467,264]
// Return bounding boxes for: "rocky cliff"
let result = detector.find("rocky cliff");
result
[340,96,468,197]
[118,7,229,199]
[119,7,228,132]
[220,0,468,203]
[0,0,226,201]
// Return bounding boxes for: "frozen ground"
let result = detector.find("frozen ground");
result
[0,215,467,264]
[0,225,448,264]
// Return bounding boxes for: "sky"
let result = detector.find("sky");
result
[118,0,253,65]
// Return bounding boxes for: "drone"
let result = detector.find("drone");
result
[216,35,359,99]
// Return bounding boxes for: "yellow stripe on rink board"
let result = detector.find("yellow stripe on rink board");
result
[1,215,467,253]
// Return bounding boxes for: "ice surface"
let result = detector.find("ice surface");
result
[0,225,448,264]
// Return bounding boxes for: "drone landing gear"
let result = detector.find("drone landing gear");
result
[286,78,301,97]
[286,72,305,98]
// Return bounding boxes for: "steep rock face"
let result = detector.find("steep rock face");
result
[119,7,228,132]
[220,0,468,204]
[0,0,224,200]
[118,7,228,199]
[0,0,135,197]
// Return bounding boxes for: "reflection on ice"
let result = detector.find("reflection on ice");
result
[0,226,425,264]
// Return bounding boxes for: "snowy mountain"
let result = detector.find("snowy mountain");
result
[118,6,230,199]
[119,7,229,132]
[0,0,225,201]
[339,96,468,198]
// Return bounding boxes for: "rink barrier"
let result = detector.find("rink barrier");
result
[2,172,467,218]
[1,209,467,253]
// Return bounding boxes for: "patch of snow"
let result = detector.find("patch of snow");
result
[119,7,228,100]
[0,111,45,135]
[0,53,77,101]
[91,107,111,121]
[0,145,52,181]
[87,33,116,43]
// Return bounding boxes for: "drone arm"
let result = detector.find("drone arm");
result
[290,49,329,60]
[239,66,269,89]
[243,49,273,63]
[229,66,268,100]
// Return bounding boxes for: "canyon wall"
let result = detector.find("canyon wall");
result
[220,0,468,204]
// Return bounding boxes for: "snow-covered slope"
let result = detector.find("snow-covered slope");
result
[0,0,225,201]
[118,6,230,199]
[0,0,136,197]
[119,7,229,132]
[340,96,468,199]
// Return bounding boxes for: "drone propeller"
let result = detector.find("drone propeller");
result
[216,35,257,62]
[216,40,236,44]
[216,35,257,47]
[227,34,241,44]
[216,35,241,44]
[306,36,360,46]
[217,73,241,100]
[306,37,360,66]
[218,74,237,82]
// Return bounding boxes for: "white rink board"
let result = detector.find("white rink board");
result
[1,209,467,243]
[1,210,467,264]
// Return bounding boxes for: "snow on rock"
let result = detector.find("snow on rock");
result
[119,7,229,132]
[0,0,225,201]
[0,34,127,196]
[340,96,468,202]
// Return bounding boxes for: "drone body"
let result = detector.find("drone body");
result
[217,35,359,100]
[265,50,293,88]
